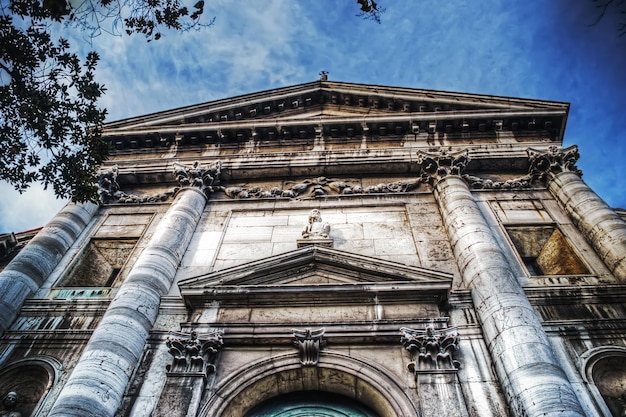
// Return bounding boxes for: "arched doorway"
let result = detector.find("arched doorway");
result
[198,352,419,417]
[245,392,379,417]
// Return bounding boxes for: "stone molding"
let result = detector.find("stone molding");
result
[97,147,590,206]
[166,330,223,377]
[527,145,582,181]
[292,328,326,366]
[400,324,460,373]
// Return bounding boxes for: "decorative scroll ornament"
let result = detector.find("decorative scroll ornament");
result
[416,149,470,184]
[98,165,174,204]
[527,145,582,181]
[221,176,421,200]
[400,324,460,372]
[166,330,224,376]
[292,328,326,366]
[462,173,533,190]
[173,160,222,193]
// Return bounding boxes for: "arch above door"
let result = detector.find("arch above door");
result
[198,351,420,417]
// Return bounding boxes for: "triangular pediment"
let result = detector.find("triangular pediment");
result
[178,246,452,307]
[103,80,569,138]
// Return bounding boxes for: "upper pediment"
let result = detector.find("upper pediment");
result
[178,246,452,307]
[102,80,569,147]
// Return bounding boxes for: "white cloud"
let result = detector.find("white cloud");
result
[2,0,625,233]
[0,183,67,233]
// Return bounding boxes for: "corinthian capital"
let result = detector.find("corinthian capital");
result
[173,161,222,193]
[416,148,470,184]
[527,145,582,181]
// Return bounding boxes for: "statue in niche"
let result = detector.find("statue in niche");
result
[0,392,21,417]
[302,209,331,239]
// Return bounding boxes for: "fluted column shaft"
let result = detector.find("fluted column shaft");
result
[48,187,207,417]
[0,202,98,334]
[434,175,585,416]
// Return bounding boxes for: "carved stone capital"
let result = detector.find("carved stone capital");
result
[166,330,223,376]
[400,325,460,372]
[527,145,582,181]
[416,149,470,184]
[292,328,326,366]
[173,161,222,193]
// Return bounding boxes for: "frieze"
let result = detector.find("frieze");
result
[166,330,223,376]
[292,328,326,366]
[98,165,174,204]
[222,176,421,199]
[462,173,533,190]
[527,145,582,181]
[98,161,222,204]
[400,324,460,372]
[99,170,424,205]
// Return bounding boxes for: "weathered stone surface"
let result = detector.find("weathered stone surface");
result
[47,188,206,417]
[0,202,97,333]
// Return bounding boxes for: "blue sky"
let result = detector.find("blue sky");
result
[1,0,625,233]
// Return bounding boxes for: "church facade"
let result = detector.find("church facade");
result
[1,79,626,416]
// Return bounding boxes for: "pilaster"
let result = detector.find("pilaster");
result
[528,145,626,279]
[418,149,585,417]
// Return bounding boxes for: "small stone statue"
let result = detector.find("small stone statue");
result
[302,209,330,239]
[0,391,21,417]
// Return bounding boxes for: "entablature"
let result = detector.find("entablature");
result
[102,80,568,151]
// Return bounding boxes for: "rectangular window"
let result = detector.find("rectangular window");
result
[505,225,589,276]
[59,239,137,287]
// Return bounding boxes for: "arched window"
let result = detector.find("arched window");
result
[245,392,379,417]
[582,347,626,416]
[0,357,60,417]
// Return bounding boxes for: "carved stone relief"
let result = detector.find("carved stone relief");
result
[400,324,460,372]
[98,165,174,204]
[292,328,326,366]
[297,209,333,248]
[99,165,423,204]
[222,176,422,200]
[98,161,222,204]
[462,174,533,190]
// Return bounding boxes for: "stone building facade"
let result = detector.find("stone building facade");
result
[1,79,625,416]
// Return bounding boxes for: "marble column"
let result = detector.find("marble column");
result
[48,162,219,417]
[528,145,626,280]
[417,149,585,417]
[0,202,98,334]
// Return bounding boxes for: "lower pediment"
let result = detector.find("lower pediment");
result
[178,246,452,307]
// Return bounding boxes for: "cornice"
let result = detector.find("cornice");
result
[101,143,550,187]
[101,80,569,151]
